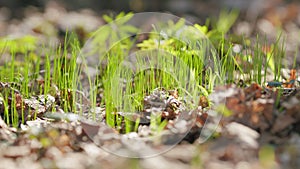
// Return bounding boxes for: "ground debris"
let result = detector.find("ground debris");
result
[0,83,299,169]
[222,83,300,139]
[3,145,31,158]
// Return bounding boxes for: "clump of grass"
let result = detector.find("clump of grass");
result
[91,15,222,133]
[216,31,287,86]
[0,33,82,126]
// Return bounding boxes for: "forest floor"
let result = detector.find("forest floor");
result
[0,1,300,169]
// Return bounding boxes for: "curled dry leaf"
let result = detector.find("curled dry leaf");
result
[199,95,209,109]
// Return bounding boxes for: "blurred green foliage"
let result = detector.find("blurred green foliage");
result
[0,35,38,53]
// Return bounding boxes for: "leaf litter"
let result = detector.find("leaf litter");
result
[1,77,300,168]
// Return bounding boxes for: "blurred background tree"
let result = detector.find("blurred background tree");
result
[1,0,297,21]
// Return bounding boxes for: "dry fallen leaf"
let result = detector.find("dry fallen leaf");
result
[271,114,295,133]
[80,120,100,139]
